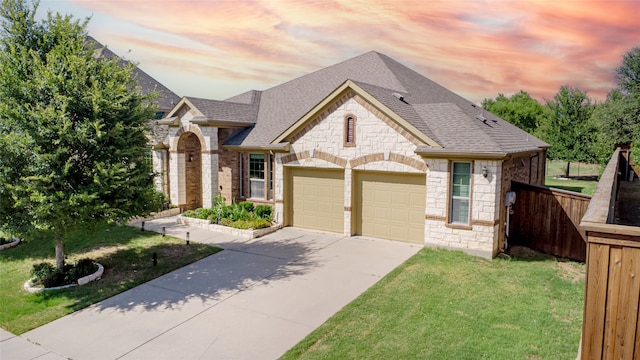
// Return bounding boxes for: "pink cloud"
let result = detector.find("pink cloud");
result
[65,0,640,102]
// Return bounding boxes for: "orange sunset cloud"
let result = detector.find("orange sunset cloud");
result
[43,0,639,103]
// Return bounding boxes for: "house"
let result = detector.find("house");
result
[151,51,549,258]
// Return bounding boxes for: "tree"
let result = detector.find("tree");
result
[482,90,545,134]
[591,47,640,164]
[536,86,596,176]
[617,47,640,96]
[0,0,158,270]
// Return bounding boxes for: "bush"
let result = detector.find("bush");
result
[150,190,171,212]
[227,219,271,230]
[30,259,98,288]
[238,201,255,213]
[255,205,272,221]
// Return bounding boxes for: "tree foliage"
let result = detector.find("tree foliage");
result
[482,90,544,134]
[536,86,596,175]
[0,0,158,269]
[591,47,640,164]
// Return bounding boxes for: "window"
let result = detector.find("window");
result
[450,162,471,224]
[249,153,265,198]
[344,115,356,147]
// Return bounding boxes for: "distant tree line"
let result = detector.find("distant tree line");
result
[483,47,640,176]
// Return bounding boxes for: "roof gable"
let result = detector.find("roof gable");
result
[272,80,441,148]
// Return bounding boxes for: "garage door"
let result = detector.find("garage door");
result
[288,168,344,233]
[356,172,426,243]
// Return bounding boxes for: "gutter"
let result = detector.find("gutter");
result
[222,142,290,153]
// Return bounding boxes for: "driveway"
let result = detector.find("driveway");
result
[22,220,421,359]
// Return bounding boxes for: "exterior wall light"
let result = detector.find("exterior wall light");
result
[188,153,193,162]
[482,166,488,178]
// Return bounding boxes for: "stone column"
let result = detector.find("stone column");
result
[344,167,352,236]
[274,154,285,225]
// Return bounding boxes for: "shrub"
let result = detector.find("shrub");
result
[150,190,171,212]
[227,219,271,230]
[30,259,98,288]
[238,201,255,213]
[182,210,198,218]
[225,203,256,221]
[255,205,273,221]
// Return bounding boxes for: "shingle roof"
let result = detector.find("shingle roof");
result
[87,37,180,111]
[222,51,548,154]
[185,97,258,124]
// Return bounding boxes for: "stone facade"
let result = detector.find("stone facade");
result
[153,92,547,259]
[424,158,502,258]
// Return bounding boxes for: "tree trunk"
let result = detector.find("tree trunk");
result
[565,161,571,178]
[55,232,65,271]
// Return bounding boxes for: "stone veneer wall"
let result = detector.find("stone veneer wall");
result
[273,92,503,258]
[274,92,426,234]
[423,158,501,258]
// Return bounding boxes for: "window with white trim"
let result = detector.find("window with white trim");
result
[249,153,265,198]
[450,162,471,224]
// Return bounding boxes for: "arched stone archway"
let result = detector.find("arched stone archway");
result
[177,132,202,210]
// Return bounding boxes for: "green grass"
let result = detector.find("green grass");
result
[545,159,601,178]
[544,176,598,195]
[282,248,585,360]
[544,160,600,195]
[0,224,221,334]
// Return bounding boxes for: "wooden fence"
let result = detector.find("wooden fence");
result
[579,148,640,359]
[509,181,591,262]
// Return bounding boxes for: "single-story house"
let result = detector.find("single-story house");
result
[151,51,549,258]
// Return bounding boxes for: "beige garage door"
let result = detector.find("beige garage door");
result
[356,172,426,244]
[288,168,344,233]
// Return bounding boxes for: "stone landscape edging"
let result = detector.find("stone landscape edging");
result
[0,237,20,251]
[177,215,282,239]
[23,262,104,293]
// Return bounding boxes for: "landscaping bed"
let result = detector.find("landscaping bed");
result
[180,198,279,239]
[0,224,221,334]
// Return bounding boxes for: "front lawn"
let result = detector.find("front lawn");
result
[282,248,585,359]
[0,224,221,334]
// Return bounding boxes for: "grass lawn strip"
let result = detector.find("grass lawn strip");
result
[544,176,598,195]
[282,248,584,359]
[0,224,221,334]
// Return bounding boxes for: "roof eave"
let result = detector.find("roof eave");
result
[416,149,507,160]
[190,119,255,127]
[222,142,291,153]
[156,117,179,126]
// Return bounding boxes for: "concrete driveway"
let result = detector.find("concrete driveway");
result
[21,220,421,359]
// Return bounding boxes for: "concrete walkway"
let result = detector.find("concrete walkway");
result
[7,216,420,359]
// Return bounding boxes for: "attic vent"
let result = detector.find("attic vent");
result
[475,114,487,123]
[392,92,407,103]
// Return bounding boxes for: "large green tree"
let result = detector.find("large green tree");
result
[592,47,640,163]
[482,90,545,134]
[0,0,158,270]
[537,86,597,176]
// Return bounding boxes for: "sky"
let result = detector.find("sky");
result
[37,0,640,104]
